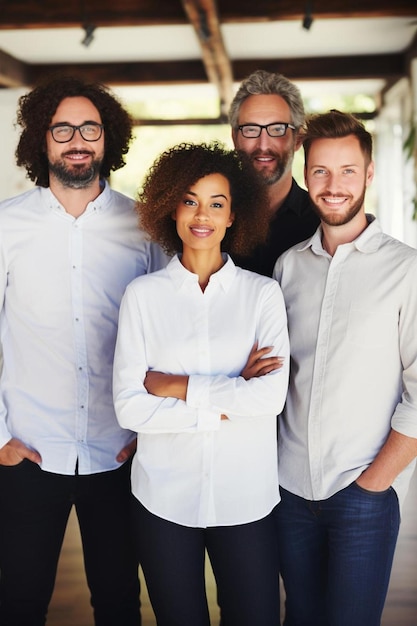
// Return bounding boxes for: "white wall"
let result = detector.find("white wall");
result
[375,77,417,248]
[0,88,33,201]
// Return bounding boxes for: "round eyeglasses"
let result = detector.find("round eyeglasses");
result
[238,122,296,138]
[48,123,104,143]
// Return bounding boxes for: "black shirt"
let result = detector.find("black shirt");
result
[233,179,320,277]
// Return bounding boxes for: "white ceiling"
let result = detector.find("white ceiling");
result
[0,15,416,101]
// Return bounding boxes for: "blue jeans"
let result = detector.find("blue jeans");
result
[133,498,280,626]
[275,483,400,626]
[0,459,141,626]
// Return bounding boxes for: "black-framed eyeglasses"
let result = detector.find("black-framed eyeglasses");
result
[48,122,104,143]
[238,122,296,138]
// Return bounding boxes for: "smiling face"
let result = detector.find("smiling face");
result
[172,173,234,256]
[46,96,105,189]
[232,94,300,186]
[305,134,374,227]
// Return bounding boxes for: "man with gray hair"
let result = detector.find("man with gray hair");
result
[230,70,319,276]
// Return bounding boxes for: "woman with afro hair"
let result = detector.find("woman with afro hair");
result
[113,142,289,626]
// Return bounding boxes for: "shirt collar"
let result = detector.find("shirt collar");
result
[277,179,307,217]
[166,253,237,292]
[41,179,110,215]
[298,214,383,255]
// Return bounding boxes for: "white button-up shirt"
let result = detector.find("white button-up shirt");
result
[273,217,417,508]
[113,255,289,527]
[0,183,167,475]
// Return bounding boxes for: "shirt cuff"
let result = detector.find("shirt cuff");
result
[187,375,220,430]
[392,411,417,439]
[0,424,12,450]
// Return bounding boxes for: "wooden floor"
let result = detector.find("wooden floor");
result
[47,470,417,626]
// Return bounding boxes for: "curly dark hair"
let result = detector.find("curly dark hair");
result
[138,142,270,257]
[15,74,133,187]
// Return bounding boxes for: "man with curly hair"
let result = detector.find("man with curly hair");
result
[229,70,319,276]
[0,75,166,626]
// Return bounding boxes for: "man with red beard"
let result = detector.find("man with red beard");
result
[0,76,167,626]
[273,110,417,626]
[229,70,319,276]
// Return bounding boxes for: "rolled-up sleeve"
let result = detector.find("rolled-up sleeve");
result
[391,257,417,439]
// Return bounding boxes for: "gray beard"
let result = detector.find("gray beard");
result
[262,158,288,186]
[48,157,102,189]
[251,149,293,187]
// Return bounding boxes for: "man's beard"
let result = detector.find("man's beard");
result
[311,186,366,227]
[48,151,103,189]
[249,147,294,186]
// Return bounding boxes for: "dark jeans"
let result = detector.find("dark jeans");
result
[275,483,400,626]
[0,459,141,626]
[133,498,280,626]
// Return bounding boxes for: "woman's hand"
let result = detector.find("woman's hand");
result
[241,341,284,380]
[144,371,189,401]
[144,344,283,422]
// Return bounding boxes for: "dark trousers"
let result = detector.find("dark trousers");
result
[0,459,141,626]
[133,497,280,626]
[275,483,400,626]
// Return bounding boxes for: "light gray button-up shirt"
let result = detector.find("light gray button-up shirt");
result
[274,216,417,509]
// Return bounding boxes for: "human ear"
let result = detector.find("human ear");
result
[294,130,305,152]
[366,161,375,187]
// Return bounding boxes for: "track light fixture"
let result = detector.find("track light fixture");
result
[81,24,96,47]
[302,2,314,31]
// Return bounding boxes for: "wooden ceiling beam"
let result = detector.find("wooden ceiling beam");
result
[26,60,208,88]
[233,53,406,82]
[0,49,29,87]
[0,1,187,29]
[180,0,234,119]
[217,1,417,22]
[0,0,415,29]
[0,1,413,95]
[21,53,405,91]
